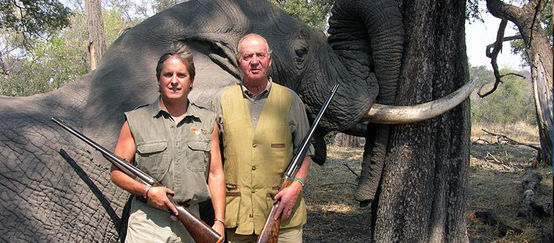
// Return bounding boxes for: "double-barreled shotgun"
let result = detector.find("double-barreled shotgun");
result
[257,84,340,243]
[51,117,223,243]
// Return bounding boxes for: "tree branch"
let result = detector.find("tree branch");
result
[527,0,546,49]
[479,20,525,98]
[343,163,360,179]
[320,182,357,187]
[481,128,541,150]
[486,0,523,23]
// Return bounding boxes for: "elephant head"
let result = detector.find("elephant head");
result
[0,0,476,241]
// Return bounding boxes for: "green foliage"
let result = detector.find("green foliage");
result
[0,0,71,39]
[0,9,131,96]
[466,0,484,23]
[152,0,186,12]
[269,0,334,30]
[470,65,536,125]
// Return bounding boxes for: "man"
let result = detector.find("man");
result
[214,33,313,242]
[110,48,225,242]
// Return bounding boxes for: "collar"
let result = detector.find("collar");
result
[149,96,200,119]
[240,77,273,99]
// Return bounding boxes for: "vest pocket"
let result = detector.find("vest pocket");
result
[225,186,240,228]
[136,141,168,179]
[187,141,210,172]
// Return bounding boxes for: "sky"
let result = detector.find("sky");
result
[465,13,524,70]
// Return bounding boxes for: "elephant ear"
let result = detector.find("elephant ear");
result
[183,38,243,107]
[205,40,241,81]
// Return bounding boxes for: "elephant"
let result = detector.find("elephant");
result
[0,0,476,241]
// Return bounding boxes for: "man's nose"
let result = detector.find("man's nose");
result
[170,74,178,84]
[250,55,261,64]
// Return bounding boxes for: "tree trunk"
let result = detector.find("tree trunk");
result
[85,0,106,70]
[486,0,553,164]
[372,0,470,241]
[334,133,363,147]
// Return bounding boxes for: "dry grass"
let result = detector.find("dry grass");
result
[302,123,552,242]
[468,123,552,242]
[472,122,539,145]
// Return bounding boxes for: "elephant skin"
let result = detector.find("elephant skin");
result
[0,0,403,241]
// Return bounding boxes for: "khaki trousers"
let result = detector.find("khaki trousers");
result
[125,197,199,243]
[225,225,303,243]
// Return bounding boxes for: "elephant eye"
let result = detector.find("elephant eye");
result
[293,30,309,67]
[295,46,307,57]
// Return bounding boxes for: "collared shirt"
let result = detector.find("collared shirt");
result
[213,78,314,156]
[125,97,215,204]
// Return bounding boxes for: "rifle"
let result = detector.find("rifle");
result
[257,84,340,243]
[51,117,223,243]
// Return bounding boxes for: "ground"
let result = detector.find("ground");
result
[302,123,553,242]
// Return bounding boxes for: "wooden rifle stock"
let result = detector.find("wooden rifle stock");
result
[51,117,223,243]
[256,84,339,243]
[257,180,292,243]
[169,196,223,243]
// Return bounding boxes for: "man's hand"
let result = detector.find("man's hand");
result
[273,180,303,220]
[146,186,179,216]
[212,221,225,237]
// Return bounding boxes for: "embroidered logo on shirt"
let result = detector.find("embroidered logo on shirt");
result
[190,127,209,135]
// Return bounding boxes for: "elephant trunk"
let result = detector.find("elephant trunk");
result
[329,0,403,105]
[307,0,403,131]
[325,0,403,207]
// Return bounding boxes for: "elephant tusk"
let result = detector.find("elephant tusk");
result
[363,78,479,124]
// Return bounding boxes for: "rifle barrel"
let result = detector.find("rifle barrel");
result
[283,84,339,178]
[51,117,157,186]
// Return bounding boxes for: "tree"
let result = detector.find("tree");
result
[485,0,552,164]
[471,66,536,125]
[0,9,131,96]
[0,0,71,39]
[269,0,334,30]
[0,0,71,76]
[84,0,106,70]
[372,0,469,241]
[510,0,552,65]
[152,0,186,12]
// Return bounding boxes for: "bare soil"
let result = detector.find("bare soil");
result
[302,131,553,242]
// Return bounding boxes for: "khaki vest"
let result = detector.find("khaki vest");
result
[125,99,214,205]
[221,84,307,235]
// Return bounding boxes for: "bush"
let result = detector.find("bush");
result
[470,66,536,125]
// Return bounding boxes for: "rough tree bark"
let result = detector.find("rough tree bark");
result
[487,0,553,165]
[84,0,106,70]
[372,0,470,241]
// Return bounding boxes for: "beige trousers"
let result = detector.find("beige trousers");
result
[225,225,303,243]
[125,197,199,243]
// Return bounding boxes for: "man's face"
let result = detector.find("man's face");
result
[238,36,272,83]
[157,57,193,102]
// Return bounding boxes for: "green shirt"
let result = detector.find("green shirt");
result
[125,97,215,205]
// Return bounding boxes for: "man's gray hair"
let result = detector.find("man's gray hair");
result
[236,33,273,61]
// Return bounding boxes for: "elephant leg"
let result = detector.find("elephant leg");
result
[355,123,390,207]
